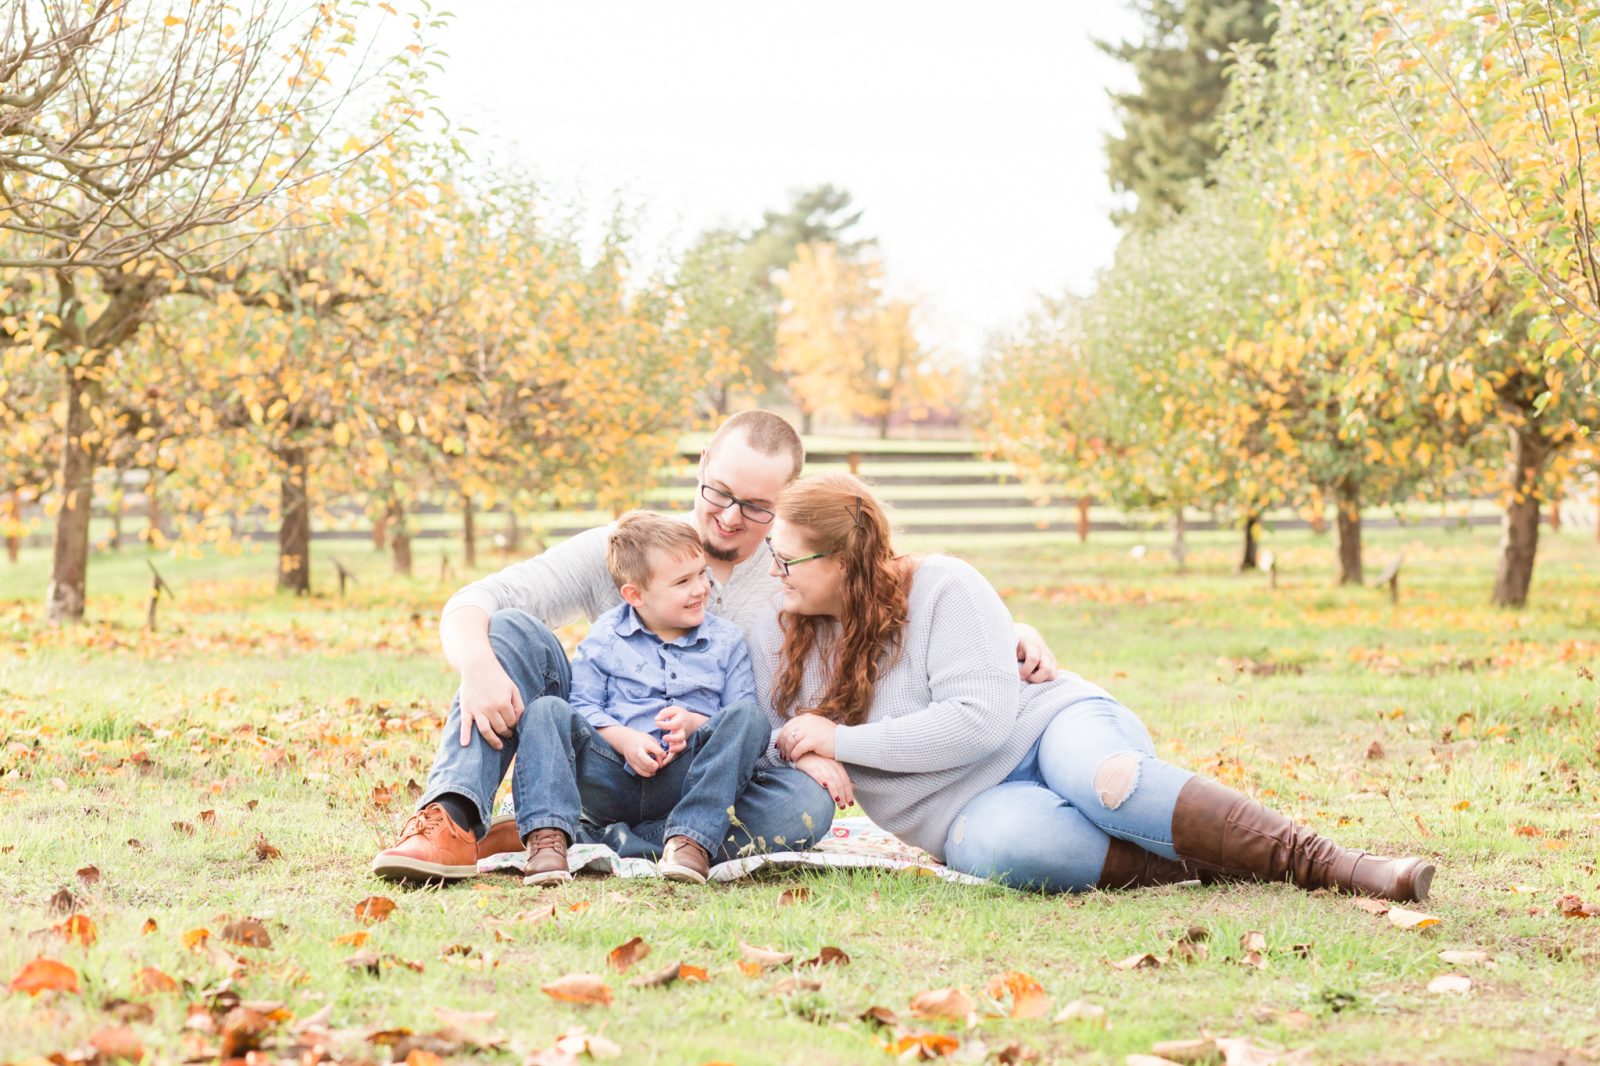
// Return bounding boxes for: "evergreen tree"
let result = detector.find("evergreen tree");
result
[1101,0,1276,227]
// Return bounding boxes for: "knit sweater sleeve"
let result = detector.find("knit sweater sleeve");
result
[832,558,1021,773]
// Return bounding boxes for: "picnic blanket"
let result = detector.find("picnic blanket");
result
[477,815,987,885]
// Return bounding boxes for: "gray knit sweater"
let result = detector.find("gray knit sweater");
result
[751,554,1111,859]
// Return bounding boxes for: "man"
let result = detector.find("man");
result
[372,410,1058,877]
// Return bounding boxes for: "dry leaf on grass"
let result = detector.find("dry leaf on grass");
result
[738,940,793,968]
[1054,1000,1107,1028]
[333,930,370,948]
[1151,1037,1220,1062]
[88,1026,144,1063]
[514,904,558,926]
[1350,898,1389,916]
[909,986,975,1020]
[679,964,709,983]
[221,918,272,948]
[1114,952,1162,971]
[1557,894,1599,918]
[355,896,398,923]
[132,967,179,994]
[1385,906,1440,929]
[140,917,158,935]
[76,865,101,886]
[182,927,210,950]
[219,1006,273,1057]
[52,913,97,946]
[541,973,612,1006]
[606,936,650,974]
[1426,973,1473,994]
[252,835,281,861]
[860,1005,898,1028]
[7,956,79,996]
[890,1032,962,1059]
[768,975,822,996]
[800,946,850,968]
[629,962,683,988]
[985,971,1051,1019]
[545,1026,622,1060]
[1214,1036,1303,1066]
[1438,950,1489,966]
[48,888,76,915]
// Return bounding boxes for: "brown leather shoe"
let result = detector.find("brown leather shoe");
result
[1096,838,1202,890]
[1170,777,1435,902]
[521,828,572,886]
[477,813,523,860]
[657,836,710,884]
[372,803,479,883]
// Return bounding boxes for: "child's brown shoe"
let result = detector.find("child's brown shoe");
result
[658,836,710,884]
[521,828,573,886]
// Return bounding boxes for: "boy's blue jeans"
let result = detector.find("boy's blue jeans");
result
[417,609,834,860]
[941,697,1196,893]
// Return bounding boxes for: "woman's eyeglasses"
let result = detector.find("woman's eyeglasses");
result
[700,483,775,525]
[766,537,831,577]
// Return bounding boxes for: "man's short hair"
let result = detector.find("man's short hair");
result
[606,511,704,589]
[707,410,805,481]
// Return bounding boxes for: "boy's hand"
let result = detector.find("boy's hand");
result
[656,705,709,760]
[597,725,667,777]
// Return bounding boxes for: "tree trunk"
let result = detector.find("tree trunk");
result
[109,489,123,551]
[46,367,94,623]
[389,498,412,576]
[1546,493,1561,531]
[1169,508,1188,574]
[1492,426,1552,608]
[1335,476,1363,586]
[371,504,388,551]
[506,508,521,554]
[144,470,163,545]
[277,445,311,595]
[1076,496,1091,543]
[5,490,20,563]
[462,493,476,568]
[800,408,814,436]
[877,409,891,439]
[1239,509,1261,572]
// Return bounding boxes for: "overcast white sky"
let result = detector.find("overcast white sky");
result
[433,2,1139,361]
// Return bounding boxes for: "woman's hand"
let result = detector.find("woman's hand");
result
[794,752,854,810]
[777,713,837,761]
[1013,622,1058,683]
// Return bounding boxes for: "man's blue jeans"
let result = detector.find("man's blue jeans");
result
[416,609,835,860]
[941,697,1195,893]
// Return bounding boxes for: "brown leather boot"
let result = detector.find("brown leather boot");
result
[521,828,572,886]
[476,814,523,860]
[1096,838,1203,889]
[1170,777,1434,902]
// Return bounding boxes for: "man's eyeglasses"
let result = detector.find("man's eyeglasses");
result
[700,483,775,525]
[766,537,831,577]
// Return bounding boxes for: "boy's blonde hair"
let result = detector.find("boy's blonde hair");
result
[606,511,704,589]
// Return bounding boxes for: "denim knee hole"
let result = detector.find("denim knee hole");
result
[1094,752,1141,810]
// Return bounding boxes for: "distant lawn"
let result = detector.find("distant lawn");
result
[2,525,1597,1064]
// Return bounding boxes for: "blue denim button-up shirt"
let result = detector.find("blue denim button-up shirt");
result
[568,602,756,741]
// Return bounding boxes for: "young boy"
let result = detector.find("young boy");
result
[372,511,767,886]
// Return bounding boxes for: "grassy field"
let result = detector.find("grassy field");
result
[1,523,1598,1065]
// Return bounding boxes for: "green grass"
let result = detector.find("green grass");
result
[2,525,1598,1064]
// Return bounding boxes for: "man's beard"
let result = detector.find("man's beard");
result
[701,536,740,563]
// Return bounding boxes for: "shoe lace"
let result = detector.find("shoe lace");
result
[397,805,445,843]
[526,828,566,856]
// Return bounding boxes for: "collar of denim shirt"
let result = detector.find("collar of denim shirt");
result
[612,602,712,648]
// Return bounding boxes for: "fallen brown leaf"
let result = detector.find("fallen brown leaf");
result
[514,904,558,926]
[1351,898,1389,916]
[1152,1037,1220,1063]
[1427,973,1472,994]
[800,946,850,968]
[132,966,179,994]
[355,896,398,923]
[909,986,975,1020]
[890,1032,961,1059]
[606,936,650,974]
[1438,950,1489,966]
[778,887,811,906]
[172,821,195,836]
[48,888,76,915]
[182,927,210,950]
[219,1006,272,1058]
[252,835,282,861]
[860,1005,898,1028]
[1053,1000,1106,1027]
[200,809,217,826]
[333,930,370,948]
[88,1026,144,1063]
[7,957,79,996]
[141,917,158,935]
[76,865,101,886]
[567,901,591,914]
[1113,952,1162,971]
[768,975,822,996]
[1557,894,1599,918]
[985,971,1051,1019]
[679,964,709,983]
[52,913,97,946]
[629,961,683,988]
[1385,906,1440,930]
[541,973,613,1006]
[738,940,794,969]
[220,917,272,949]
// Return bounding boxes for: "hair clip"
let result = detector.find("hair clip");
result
[849,496,867,529]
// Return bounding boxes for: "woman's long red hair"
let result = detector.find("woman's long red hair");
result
[770,473,909,726]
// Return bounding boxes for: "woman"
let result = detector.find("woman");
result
[758,473,1434,898]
